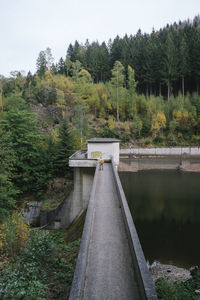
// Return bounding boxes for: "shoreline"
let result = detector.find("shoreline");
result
[150,262,191,283]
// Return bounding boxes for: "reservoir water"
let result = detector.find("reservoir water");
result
[119,170,200,268]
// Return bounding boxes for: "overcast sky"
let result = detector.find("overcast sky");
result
[0,0,199,76]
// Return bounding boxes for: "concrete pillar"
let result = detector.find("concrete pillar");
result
[82,168,95,209]
[69,167,83,222]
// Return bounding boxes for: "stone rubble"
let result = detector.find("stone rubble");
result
[149,262,191,283]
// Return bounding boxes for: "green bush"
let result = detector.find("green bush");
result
[156,274,200,300]
[0,263,46,300]
[22,230,54,265]
[167,133,178,146]
[153,135,165,145]
[144,138,152,145]
[53,117,60,124]
[0,230,54,299]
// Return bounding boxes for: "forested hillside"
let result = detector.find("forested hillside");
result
[1,15,200,299]
[1,16,200,219]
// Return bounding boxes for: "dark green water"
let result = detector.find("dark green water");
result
[119,170,200,268]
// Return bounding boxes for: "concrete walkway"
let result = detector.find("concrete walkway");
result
[82,163,140,300]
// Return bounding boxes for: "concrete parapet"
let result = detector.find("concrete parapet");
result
[111,159,157,300]
[69,150,97,168]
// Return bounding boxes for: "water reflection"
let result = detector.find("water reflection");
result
[119,170,200,268]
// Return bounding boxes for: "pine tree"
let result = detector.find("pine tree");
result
[179,35,189,98]
[36,50,47,78]
[0,108,50,195]
[57,57,66,75]
[54,121,74,176]
[162,31,179,100]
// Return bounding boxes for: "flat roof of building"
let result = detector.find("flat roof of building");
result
[87,138,120,143]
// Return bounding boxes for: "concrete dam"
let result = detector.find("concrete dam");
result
[24,142,200,298]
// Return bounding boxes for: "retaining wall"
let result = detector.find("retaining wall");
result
[120,147,200,156]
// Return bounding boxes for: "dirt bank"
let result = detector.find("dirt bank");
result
[181,164,200,172]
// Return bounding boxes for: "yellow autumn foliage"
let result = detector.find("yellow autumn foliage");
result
[151,111,166,137]
[173,110,190,123]
[124,121,131,135]
[50,129,59,144]
[108,115,115,131]
[0,212,29,258]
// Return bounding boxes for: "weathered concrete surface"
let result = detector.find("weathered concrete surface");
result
[120,147,200,156]
[87,138,120,165]
[119,156,181,171]
[119,156,200,173]
[23,202,41,226]
[82,163,140,300]
[69,167,95,224]
[40,168,95,229]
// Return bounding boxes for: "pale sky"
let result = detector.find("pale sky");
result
[0,0,200,77]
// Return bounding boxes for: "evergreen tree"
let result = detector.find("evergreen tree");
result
[85,41,101,82]
[110,36,123,66]
[190,26,200,93]
[36,50,47,78]
[54,121,74,176]
[162,31,179,100]
[99,42,110,81]
[0,108,50,196]
[179,35,189,98]
[57,57,66,75]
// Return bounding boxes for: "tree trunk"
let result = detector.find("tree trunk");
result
[150,83,152,95]
[81,129,83,149]
[116,67,119,121]
[159,84,162,97]
[182,76,185,98]
[167,80,170,101]
[146,84,149,98]
[0,87,3,112]
[116,85,119,121]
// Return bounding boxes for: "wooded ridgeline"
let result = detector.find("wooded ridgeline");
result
[61,15,200,98]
